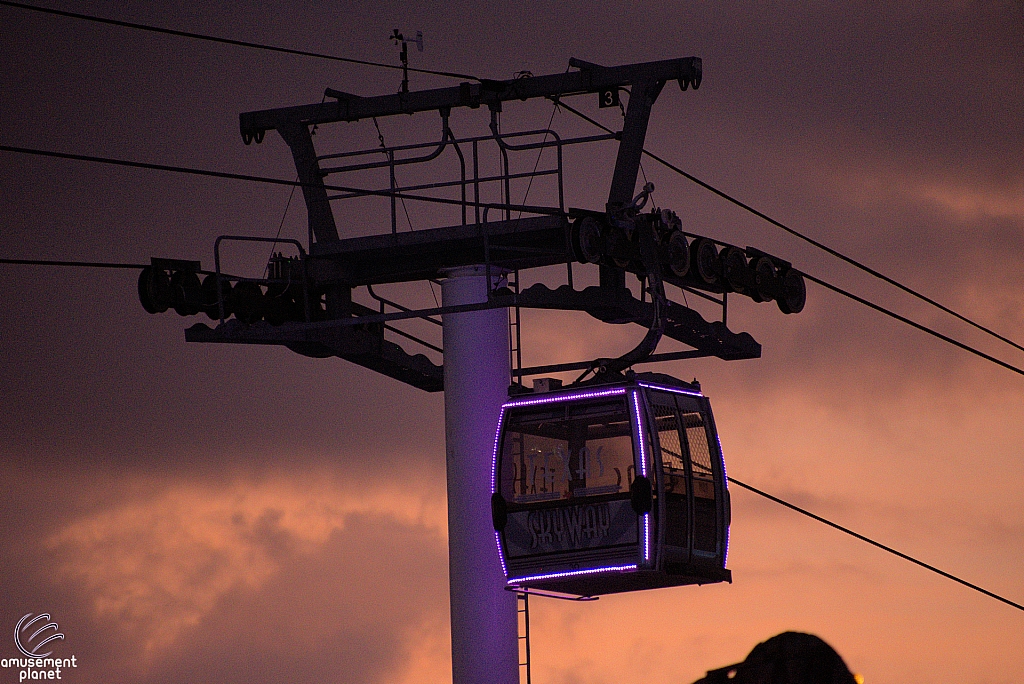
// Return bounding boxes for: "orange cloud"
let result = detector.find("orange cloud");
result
[915,182,1024,221]
[46,469,447,659]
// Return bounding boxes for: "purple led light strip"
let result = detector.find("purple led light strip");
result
[492,415,508,575]
[638,511,647,561]
[716,433,727,483]
[494,531,508,577]
[630,393,648,479]
[507,564,638,584]
[717,432,730,567]
[490,407,507,493]
[503,387,627,409]
[630,391,651,563]
[637,381,702,397]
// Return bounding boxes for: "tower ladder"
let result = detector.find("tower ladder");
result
[517,591,532,684]
[508,268,523,385]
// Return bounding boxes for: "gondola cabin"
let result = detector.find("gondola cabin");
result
[491,373,731,597]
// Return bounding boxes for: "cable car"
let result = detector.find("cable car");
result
[491,372,731,597]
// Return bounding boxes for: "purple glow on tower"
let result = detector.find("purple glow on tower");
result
[507,564,638,584]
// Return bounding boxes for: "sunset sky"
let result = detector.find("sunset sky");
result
[2,2,1023,683]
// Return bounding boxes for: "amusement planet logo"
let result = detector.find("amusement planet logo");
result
[1,614,77,681]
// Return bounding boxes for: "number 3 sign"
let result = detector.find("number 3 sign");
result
[598,88,620,108]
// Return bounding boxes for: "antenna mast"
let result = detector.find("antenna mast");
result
[391,29,423,93]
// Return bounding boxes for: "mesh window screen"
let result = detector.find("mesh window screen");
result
[683,412,714,482]
[653,397,689,547]
[683,409,717,552]
[654,405,685,472]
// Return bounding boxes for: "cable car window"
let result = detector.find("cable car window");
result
[683,412,714,487]
[500,399,635,503]
[682,410,717,552]
[652,398,690,548]
[653,404,686,492]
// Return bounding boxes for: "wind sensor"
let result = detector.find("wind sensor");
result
[390,28,423,93]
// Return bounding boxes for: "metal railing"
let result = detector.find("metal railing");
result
[316,120,615,232]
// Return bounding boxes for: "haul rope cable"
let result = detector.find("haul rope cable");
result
[4,0,1015,357]
[1,154,1022,612]
[0,0,479,82]
[3,142,1023,378]
[554,99,1024,356]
